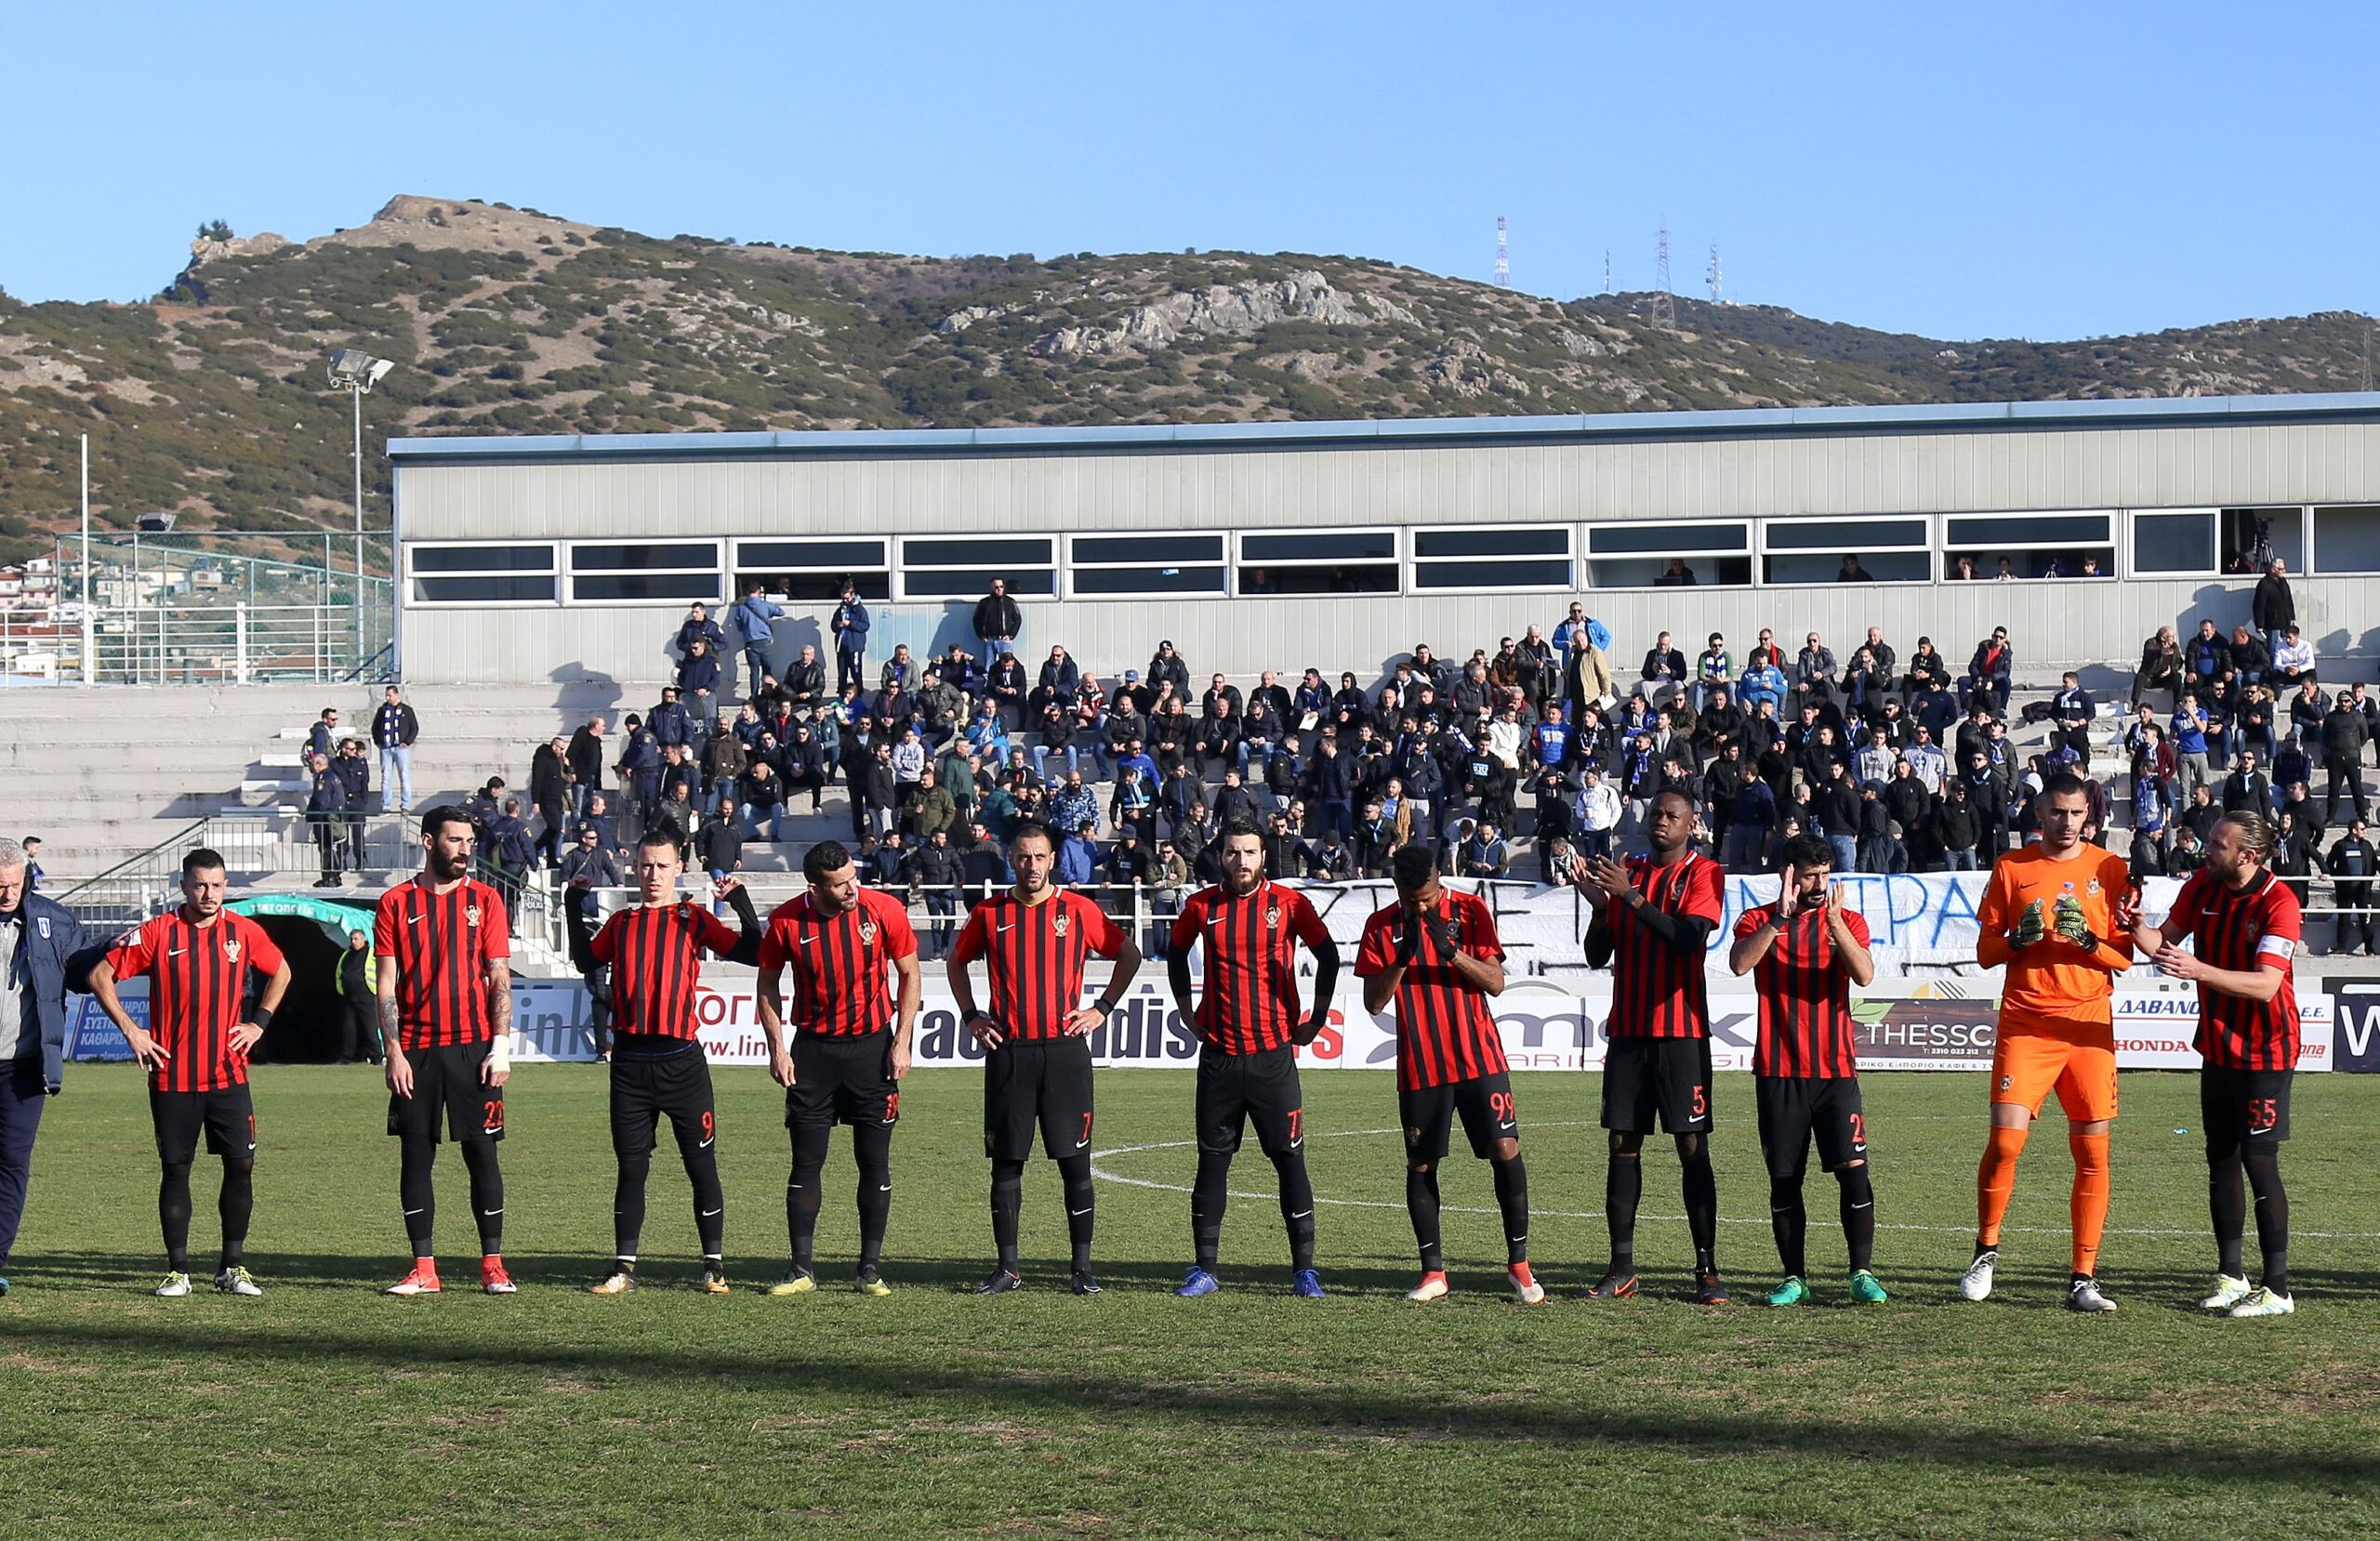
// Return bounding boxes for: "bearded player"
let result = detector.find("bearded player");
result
[2133,811,2303,1318]
[1166,822,1341,1297]
[1960,772,2136,1312]
[1726,835,1887,1306]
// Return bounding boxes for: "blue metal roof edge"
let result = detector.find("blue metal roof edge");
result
[387,391,2380,462]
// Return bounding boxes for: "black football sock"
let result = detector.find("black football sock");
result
[1490,1154,1530,1266]
[1606,1138,1643,1270]
[2207,1146,2247,1279]
[218,1157,254,1271]
[613,1146,653,1262]
[1836,1163,1876,1273]
[673,1118,725,1262]
[990,1159,1025,1271]
[1768,1169,1808,1279]
[787,1125,830,1270]
[1191,1150,1233,1271]
[159,1161,194,1271]
[852,1122,892,1270]
[1272,1149,1316,1271]
[460,1139,504,1256]
[1406,1165,1444,1273]
[2242,1146,2290,1295]
[399,1137,437,1257]
[1057,1153,1096,1271]
[1677,1132,1719,1274]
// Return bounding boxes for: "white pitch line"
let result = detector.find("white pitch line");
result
[1089,1124,2380,1242]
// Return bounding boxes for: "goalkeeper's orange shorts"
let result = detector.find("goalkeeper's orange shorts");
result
[1990,1012,2118,1123]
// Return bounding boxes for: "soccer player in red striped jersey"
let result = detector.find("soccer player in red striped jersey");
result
[376,806,517,1297]
[1165,822,1341,1297]
[1577,786,1729,1304]
[949,823,1141,1296]
[2133,811,2305,1318]
[87,848,291,1297]
[1727,834,1887,1307]
[585,833,761,1297]
[1355,842,1541,1305]
[756,839,920,1297]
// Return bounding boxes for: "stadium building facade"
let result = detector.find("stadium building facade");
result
[388,393,2380,686]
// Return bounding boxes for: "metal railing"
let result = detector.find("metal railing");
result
[55,815,298,930]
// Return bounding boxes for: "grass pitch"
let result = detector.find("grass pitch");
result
[5,1065,2377,1538]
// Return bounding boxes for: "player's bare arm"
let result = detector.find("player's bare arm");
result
[949,955,1001,1049]
[1727,863,1800,974]
[757,959,798,1087]
[86,956,167,1073]
[483,957,513,1087]
[378,965,411,1098]
[1063,932,1144,1037]
[1823,884,1875,987]
[890,949,922,1077]
[235,957,295,1058]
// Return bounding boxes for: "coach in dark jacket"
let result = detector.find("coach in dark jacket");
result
[307,752,349,887]
[336,740,372,871]
[2253,560,2294,641]
[0,840,97,1290]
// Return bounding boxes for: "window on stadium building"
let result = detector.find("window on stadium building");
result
[734,537,889,602]
[1581,520,1752,587]
[1410,525,1573,590]
[407,542,558,605]
[1065,533,1228,597]
[2219,506,2306,574]
[2311,505,2380,574]
[1236,529,1399,596]
[1760,516,1929,585]
[897,536,1055,599]
[1943,511,2115,582]
[566,541,723,604]
[2131,508,2219,575]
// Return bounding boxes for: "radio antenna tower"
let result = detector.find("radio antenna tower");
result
[1495,216,1509,288]
[1707,243,1723,304]
[1603,248,1612,295]
[1649,229,1675,331]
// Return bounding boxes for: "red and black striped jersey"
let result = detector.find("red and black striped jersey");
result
[757,887,918,1038]
[2173,866,2303,1071]
[105,908,286,1092]
[1603,852,1724,1040]
[951,889,1126,1042]
[1170,880,1330,1055]
[1353,889,1507,1092]
[373,876,511,1050]
[1734,901,1871,1078]
[589,901,741,1042]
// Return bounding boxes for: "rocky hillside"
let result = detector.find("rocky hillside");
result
[0,194,2371,563]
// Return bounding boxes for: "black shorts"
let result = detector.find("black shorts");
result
[984,1037,1094,1162]
[1195,1044,1305,1157]
[786,1032,901,1129]
[1755,1074,1868,1176]
[2202,1064,2294,1147]
[387,1040,507,1144]
[1601,1036,1714,1135]
[151,1085,256,1165]
[612,1045,716,1155]
[1400,1071,1519,1163]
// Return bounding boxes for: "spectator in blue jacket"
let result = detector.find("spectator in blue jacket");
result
[0,840,96,1296]
[675,601,726,660]
[676,639,721,726]
[1738,658,1787,716]
[830,582,870,694]
[732,582,784,701]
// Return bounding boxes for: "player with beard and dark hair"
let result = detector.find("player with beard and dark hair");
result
[1727,834,1886,1306]
[951,823,1141,1296]
[88,848,292,1297]
[1166,822,1341,1297]
[757,838,920,1297]
[1577,786,1728,1304]
[2134,811,2304,1317]
[1355,842,1540,1305]
[378,807,517,1296]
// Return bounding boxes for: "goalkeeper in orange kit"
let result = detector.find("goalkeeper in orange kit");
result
[1958,773,2138,1312]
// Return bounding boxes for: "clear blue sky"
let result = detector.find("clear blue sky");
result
[4,1,2372,341]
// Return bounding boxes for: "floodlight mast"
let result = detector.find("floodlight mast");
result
[327,349,395,670]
